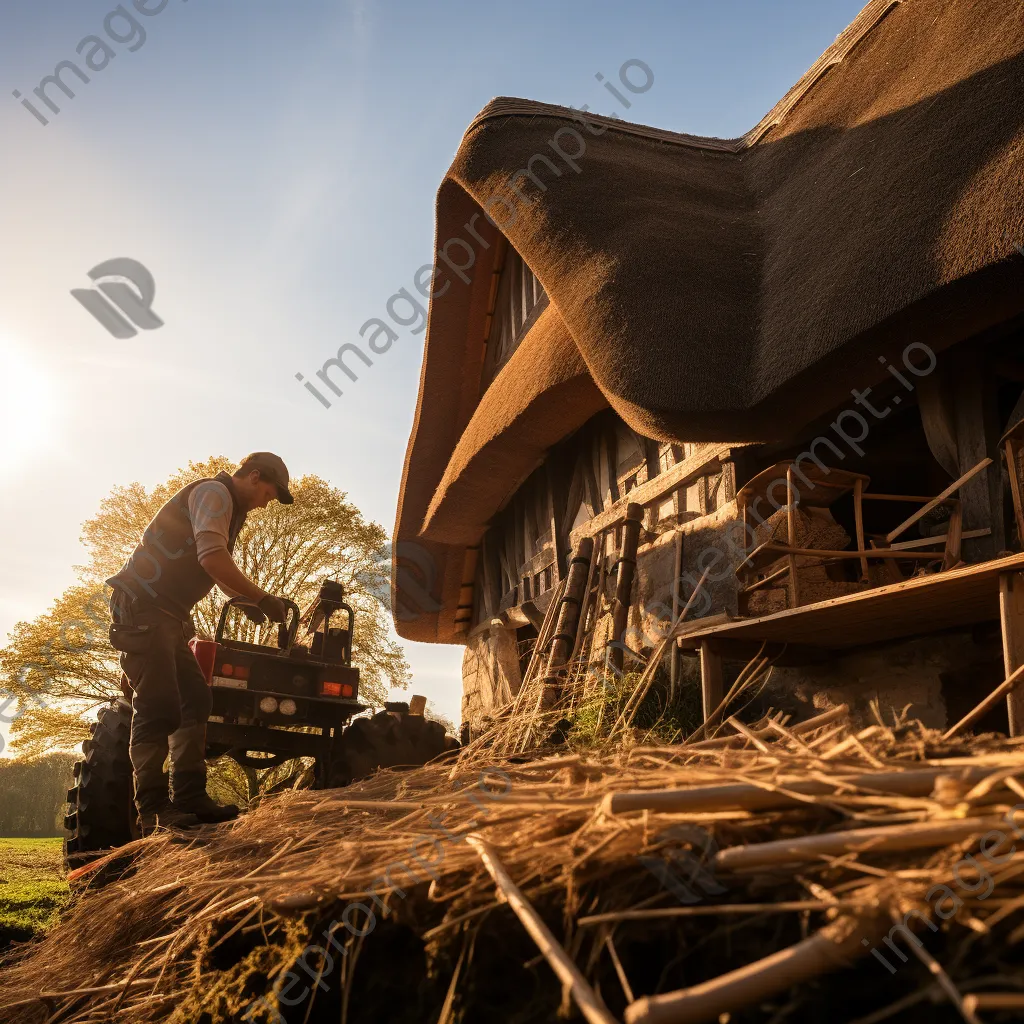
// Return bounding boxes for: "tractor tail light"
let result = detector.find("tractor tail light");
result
[320,681,353,698]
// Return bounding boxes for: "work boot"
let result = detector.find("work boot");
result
[131,741,200,834]
[136,791,203,834]
[170,769,239,823]
[168,722,240,823]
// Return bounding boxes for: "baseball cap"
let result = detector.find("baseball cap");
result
[237,452,294,504]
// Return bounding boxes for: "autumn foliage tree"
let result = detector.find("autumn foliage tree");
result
[0,457,408,758]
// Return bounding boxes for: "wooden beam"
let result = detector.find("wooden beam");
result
[546,461,569,581]
[699,641,724,724]
[571,443,738,545]
[1000,572,1024,736]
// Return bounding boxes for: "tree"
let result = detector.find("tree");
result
[1,457,408,758]
[0,753,78,836]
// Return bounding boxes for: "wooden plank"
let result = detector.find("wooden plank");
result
[1000,572,1024,736]
[570,443,737,545]
[677,552,1024,655]
[884,457,992,544]
[699,641,724,724]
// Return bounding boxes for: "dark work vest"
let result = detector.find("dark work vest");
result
[107,472,248,620]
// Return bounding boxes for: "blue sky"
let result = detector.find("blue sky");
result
[0,0,867,750]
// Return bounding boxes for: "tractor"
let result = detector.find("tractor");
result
[64,580,454,869]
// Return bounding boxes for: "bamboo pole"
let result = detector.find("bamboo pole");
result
[963,993,1024,1013]
[578,900,858,927]
[602,764,991,816]
[466,835,618,1024]
[714,816,1001,872]
[942,664,1024,739]
[624,914,884,1024]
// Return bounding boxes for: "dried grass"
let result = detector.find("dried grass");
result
[1,695,1023,1023]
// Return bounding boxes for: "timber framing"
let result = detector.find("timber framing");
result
[569,443,742,547]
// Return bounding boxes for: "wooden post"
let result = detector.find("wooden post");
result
[942,499,963,571]
[1000,572,1024,736]
[1006,437,1024,549]
[541,536,594,706]
[699,641,724,725]
[786,466,800,608]
[669,530,683,702]
[609,503,644,675]
[853,477,868,582]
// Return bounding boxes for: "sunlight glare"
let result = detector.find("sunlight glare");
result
[0,337,58,473]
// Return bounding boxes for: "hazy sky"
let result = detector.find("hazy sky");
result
[0,0,866,752]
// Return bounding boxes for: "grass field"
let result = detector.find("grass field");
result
[0,838,69,948]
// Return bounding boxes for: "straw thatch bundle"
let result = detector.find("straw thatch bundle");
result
[1,698,1024,1024]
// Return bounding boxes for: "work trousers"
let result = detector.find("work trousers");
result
[108,588,212,774]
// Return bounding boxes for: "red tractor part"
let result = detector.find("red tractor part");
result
[189,637,219,685]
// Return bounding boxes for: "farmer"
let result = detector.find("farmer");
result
[106,453,293,831]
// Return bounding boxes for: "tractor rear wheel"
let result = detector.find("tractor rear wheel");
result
[328,711,456,788]
[64,701,136,871]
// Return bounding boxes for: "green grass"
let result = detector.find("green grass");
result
[0,838,70,945]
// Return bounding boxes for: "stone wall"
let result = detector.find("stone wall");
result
[458,503,1007,736]
[685,626,1006,733]
[461,626,522,730]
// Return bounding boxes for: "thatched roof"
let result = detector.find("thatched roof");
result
[395,0,1024,644]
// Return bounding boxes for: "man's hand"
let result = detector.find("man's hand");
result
[258,595,288,623]
[241,604,267,625]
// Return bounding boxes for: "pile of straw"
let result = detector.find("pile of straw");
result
[2,697,1024,1024]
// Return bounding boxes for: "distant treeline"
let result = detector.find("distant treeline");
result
[0,753,77,837]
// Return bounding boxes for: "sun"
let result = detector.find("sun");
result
[0,337,58,473]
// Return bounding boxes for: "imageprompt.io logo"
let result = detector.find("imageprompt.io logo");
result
[71,258,164,339]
